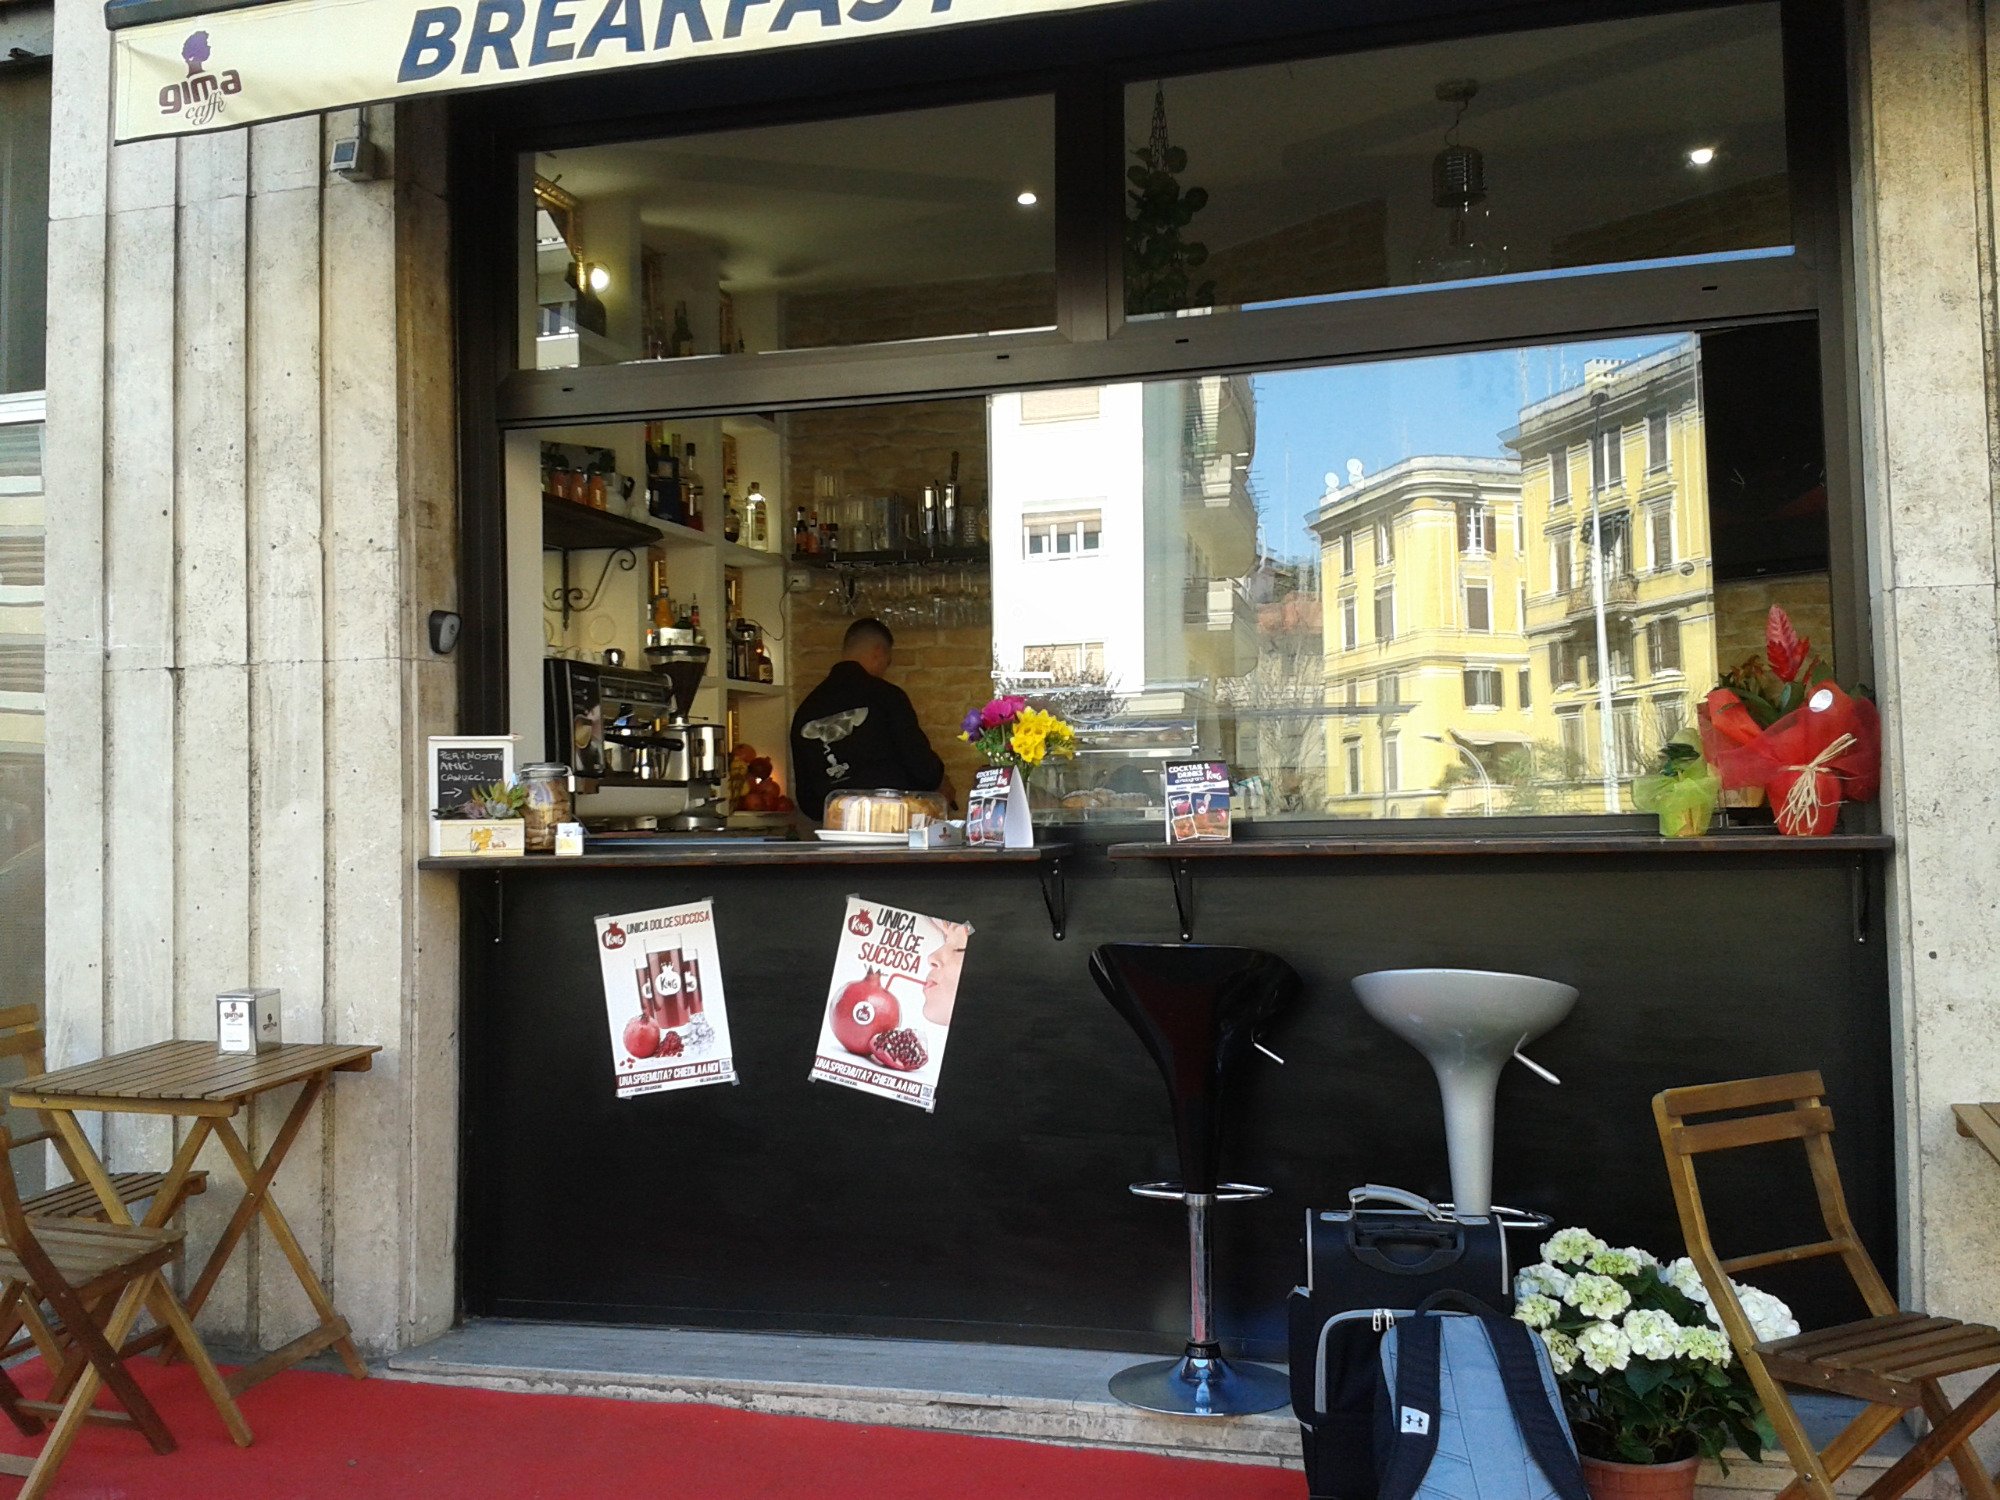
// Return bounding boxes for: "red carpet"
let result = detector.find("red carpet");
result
[0,1359,1303,1498]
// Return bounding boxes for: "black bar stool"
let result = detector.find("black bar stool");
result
[1090,941,1300,1416]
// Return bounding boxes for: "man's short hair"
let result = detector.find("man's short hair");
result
[843,618,894,654]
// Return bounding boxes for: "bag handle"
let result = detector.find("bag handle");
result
[1415,1288,1493,1317]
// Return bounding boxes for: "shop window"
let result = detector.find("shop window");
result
[1373,586,1395,642]
[0,414,42,1192]
[1550,449,1570,507]
[0,70,49,394]
[1465,582,1491,633]
[1023,642,1106,676]
[1121,5,1789,320]
[1647,617,1683,676]
[1463,668,1502,709]
[522,94,1055,368]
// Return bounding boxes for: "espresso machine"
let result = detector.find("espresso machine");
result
[542,647,726,833]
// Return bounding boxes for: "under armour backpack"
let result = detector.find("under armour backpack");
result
[1375,1300,1590,1500]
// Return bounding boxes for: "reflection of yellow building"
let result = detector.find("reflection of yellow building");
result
[1506,341,1712,809]
[1309,459,1527,816]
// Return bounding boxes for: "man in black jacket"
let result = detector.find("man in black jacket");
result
[791,618,956,822]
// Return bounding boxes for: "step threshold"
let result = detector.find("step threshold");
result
[386,1320,1938,1494]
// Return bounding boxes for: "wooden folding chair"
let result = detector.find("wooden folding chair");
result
[0,1125,250,1499]
[1655,1072,2000,1500]
[0,1004,208,1226]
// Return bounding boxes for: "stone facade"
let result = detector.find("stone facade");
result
[30,0,2000,1404]
[1849,0,2000,1461]
[43,0,459,1355]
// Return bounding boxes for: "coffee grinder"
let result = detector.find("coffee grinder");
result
[647,627,727,832]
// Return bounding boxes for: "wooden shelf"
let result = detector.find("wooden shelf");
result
[542,497,662,553]
[723,679,785,697]
[719,539,784,569]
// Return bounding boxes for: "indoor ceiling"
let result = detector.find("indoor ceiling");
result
[535,2,1787,297]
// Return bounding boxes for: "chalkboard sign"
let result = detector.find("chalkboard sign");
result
[429,736,517,818]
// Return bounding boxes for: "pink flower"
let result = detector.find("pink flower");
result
[980,696,1027,729]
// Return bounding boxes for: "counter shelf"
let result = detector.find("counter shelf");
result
[1107,832,1897,942]
[419,840,1071,940]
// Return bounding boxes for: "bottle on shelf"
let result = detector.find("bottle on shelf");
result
[683,443,705,532]
[744,482,769,552]
[754,637,774,685]
[723,492,741,544]
[804,508,821,556]
[921,484,939,549]
[672,301,695,358]
[585,457,608,511]
[689,596,702,637]
[793,506,810,556]
[942,450,960,545]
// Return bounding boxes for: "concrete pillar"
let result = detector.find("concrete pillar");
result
[1851,0,2000,1455]
[42,0,458,1354]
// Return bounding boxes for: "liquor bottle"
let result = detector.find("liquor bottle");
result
[586,458,608,511]
[683,443,705,532]
[672,301,695,358]
[942,450,960,545]
[723,493,741,544]
[744,482,769,551]
[805,508,821,556]
[690,596,702,632]
[825,518,840,561]
[921,484,939,549]
[755,639,774,684]
[793,506,810,555]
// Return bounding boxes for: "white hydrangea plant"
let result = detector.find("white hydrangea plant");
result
[1512,1228,1789,1467]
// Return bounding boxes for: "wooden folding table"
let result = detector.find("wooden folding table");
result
[10,1040,380,1395]
[1956,1103,2000,1167]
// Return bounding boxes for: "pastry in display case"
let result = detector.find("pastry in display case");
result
[818,788,952,843]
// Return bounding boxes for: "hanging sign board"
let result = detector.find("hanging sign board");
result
[809,895,970,1112]
[112,0,1153,142]
[595,900,738,1098]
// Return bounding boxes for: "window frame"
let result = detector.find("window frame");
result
[449,0,1871,836]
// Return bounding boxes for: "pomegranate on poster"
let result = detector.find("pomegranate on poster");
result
[623,1015,661,1059]
[830,971,901,1056]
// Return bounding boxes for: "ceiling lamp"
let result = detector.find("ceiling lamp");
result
[1687,145,1717,167]
[1413,78,1507,284]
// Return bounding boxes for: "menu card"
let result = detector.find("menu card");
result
[966,766,1033,849]
[1164,760,1232,844]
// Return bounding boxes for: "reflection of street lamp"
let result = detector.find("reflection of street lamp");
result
[1426,731,1494,817]
[1587,389,1622,813]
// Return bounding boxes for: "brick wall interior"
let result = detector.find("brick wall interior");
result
[783,397,995,800]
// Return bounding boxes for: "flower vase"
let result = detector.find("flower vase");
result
[1581,1455,1700,1500]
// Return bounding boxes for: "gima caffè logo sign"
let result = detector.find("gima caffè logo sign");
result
[112,0,1151,141]
[158,31,243,126]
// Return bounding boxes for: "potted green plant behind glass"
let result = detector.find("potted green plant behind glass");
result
[1515,1229,1790,1500]
[1631,730,1721,839]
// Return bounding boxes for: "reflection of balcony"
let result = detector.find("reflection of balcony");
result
[1182,577,1258,677]
[1562,573,1638,619]
[1180,452,1258,575]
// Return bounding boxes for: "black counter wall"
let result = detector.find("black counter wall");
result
[457,848,1894,1359]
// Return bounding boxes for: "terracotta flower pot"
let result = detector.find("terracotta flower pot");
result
[1581,1454,1701,1500]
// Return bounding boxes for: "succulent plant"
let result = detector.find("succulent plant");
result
[452,781,527,820]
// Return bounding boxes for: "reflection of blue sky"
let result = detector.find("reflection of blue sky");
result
[1249,334,1685,559]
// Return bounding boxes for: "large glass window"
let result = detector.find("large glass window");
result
[0,410,42,1190]
[0,68,50,394]
[1122,5,1787,319]
[524,95,1055,368]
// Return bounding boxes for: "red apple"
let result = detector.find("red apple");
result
[830,972,901,1056]
[624,1015,661,1058]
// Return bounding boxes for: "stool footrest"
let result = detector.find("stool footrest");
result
[1127,1180,1272,1203]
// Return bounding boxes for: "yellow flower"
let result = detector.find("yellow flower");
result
[1010,725,1048,766]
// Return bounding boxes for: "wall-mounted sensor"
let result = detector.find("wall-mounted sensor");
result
[330,132,379,181]
[428,610,461,655]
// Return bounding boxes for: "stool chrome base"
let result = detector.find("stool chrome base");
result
[1107,1349,1290,1417]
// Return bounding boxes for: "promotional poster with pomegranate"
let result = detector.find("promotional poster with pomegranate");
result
[594,901,737,1099]
[809,896,972,1112]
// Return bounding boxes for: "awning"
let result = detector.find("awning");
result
[108,0,1148,143]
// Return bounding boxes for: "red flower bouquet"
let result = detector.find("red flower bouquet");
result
[1698,607,1880,836]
